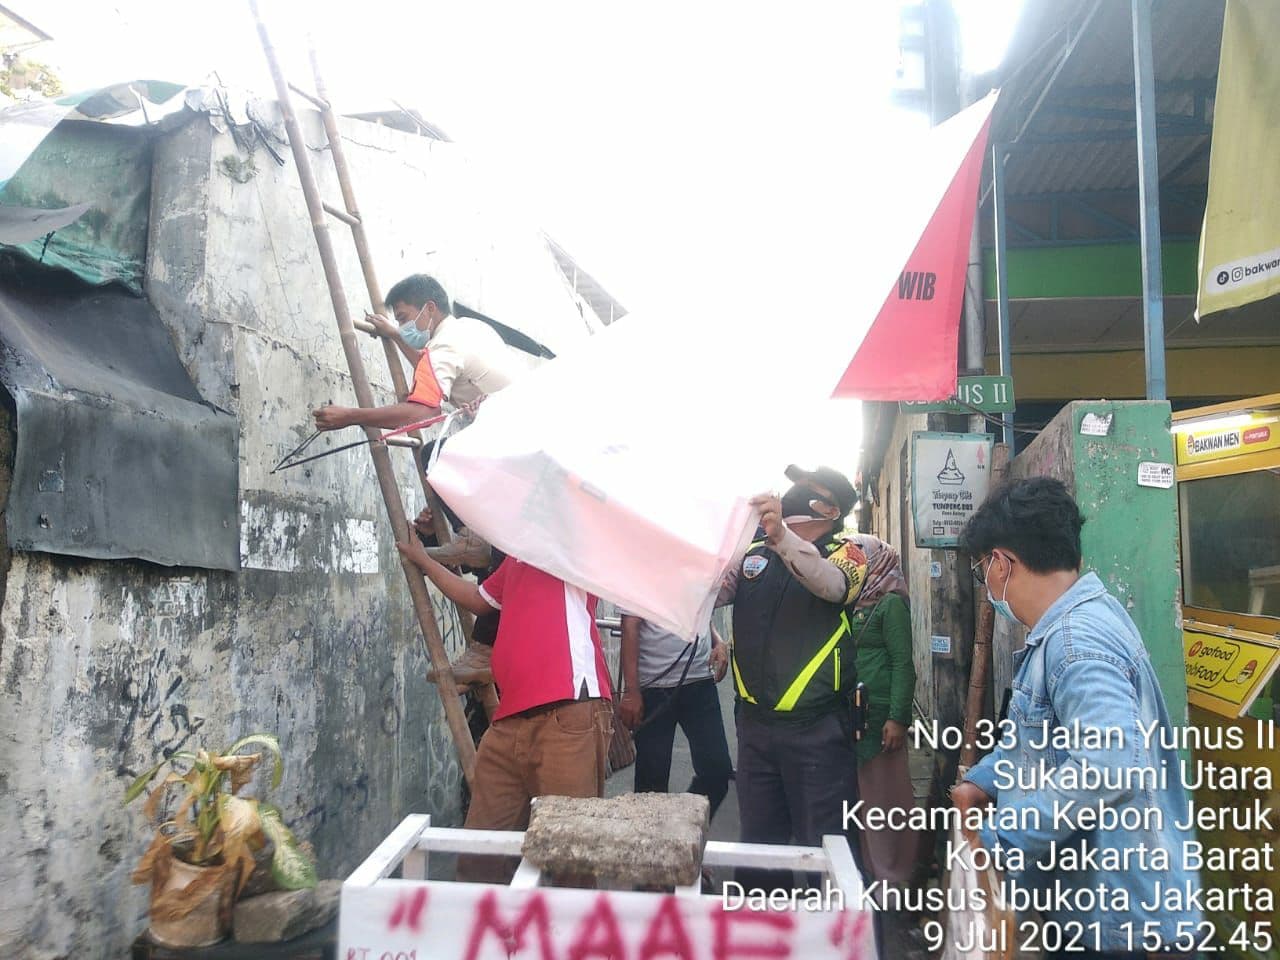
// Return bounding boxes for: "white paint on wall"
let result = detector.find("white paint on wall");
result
[332,518,380,574]
[240,501,312,572]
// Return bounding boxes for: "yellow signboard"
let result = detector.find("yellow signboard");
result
[1184,627,1280,717]
[1197,0,1280,318]
[1174,410,1280,466]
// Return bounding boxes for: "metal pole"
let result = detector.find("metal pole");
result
[963,219,987,438]
[250,0,478,785]
[1131,0,1167,401]
[963,219,984,377]
[990,143,1015,452]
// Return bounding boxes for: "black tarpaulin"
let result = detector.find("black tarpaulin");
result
[0,255,238,569]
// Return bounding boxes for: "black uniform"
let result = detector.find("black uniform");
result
[730,532,868,891]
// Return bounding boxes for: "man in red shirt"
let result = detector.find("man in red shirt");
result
[396,537,613,881]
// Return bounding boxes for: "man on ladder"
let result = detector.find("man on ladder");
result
[312,273,523,686]
[311,273,521,431]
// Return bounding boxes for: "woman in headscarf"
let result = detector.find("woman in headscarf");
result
[850,533,918,885]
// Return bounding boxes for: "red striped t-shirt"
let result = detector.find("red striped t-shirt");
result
[479,558,613,720]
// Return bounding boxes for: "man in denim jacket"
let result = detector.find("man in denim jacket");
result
[952,478,1201,957]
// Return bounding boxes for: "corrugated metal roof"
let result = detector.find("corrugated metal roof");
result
[992,0,1223,198]
[1052,0,1222,89]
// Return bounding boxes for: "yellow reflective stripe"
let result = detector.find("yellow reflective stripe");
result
[834,648,840,692]
[732,651,757,704]
[775,613,850,712]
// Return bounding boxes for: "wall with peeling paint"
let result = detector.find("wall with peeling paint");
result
[0,105,592,957]
[866,411,980,736]
[868,411,936,720]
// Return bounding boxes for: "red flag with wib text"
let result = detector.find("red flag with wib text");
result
[831,109,994,401]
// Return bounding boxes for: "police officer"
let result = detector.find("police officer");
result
[726,464,868,891]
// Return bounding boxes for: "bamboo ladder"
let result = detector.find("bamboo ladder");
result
[250,3,499,786]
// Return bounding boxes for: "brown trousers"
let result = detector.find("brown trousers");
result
[458,698,611,882]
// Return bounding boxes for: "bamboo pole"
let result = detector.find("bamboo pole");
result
[959,442,1010,771]
[307,43,489,695]
[250,0,477,785]
[306,46,458,550]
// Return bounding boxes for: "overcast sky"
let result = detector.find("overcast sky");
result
[24,0,1021,481]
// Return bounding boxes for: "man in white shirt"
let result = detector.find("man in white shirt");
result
[313,274,523,686]
[312,274,522,430]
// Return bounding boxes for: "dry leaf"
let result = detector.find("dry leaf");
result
[150,864,232,922]
[131,832,171,885]
[214,753,261,795]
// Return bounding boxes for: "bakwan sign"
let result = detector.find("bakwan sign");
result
[1175,412,1280,466]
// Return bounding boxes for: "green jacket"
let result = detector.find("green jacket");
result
[851,593,914,763]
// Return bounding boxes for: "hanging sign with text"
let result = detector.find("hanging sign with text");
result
[911,432,995,548]
[899,375,1014,415]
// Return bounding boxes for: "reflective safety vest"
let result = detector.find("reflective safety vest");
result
[730,535,866,723]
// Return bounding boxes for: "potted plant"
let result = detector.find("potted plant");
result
[124,733,317,947]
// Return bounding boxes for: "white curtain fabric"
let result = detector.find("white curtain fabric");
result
[430,93,998,638]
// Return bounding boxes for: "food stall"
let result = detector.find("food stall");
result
[1173,393,1280,957]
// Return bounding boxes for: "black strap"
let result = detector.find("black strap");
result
[642,634,700,687]
[453,301,556,359]
[632,636,703,732]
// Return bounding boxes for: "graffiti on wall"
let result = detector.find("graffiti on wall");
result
[111,577,210,776]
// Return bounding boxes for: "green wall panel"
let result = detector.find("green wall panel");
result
[1006,400,1187,725]
[982,239,1199,300]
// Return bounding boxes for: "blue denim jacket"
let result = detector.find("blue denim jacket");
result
[963,573,1201,950]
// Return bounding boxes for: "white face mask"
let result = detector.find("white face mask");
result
[985,554,1021,625]
[398,302,431,349]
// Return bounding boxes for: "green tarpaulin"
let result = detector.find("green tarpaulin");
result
[0,81,185,293]
[0,122,152,292]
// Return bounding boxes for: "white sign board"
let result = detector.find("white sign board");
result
[1137,461,1175,489]
[1079,412,1114,437]
[911,432,995,548]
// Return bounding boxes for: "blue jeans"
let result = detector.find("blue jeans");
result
[633,678,733,818]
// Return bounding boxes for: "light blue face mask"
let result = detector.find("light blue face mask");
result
[985,554,1021,625]
[398,302,431,350]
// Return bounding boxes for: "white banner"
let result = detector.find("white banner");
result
[431,94,999,637]
[339,882,874,960]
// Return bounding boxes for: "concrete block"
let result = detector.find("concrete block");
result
[521,793,709,888]
[233,880,340,943]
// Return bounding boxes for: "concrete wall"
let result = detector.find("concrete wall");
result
[996,400,1187,722]
[0,107,591,958]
